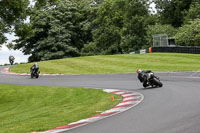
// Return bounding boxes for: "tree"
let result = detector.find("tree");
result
[153,0,192,27]
[82,0,151,55]
[14,0,89,61]
[120,0,150,53]
[174,19,200,46]
[82,0,125,55]
[184,0,200,24]
[0,0,29,47]
[34,0,58,9]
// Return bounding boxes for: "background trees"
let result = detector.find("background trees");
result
[2,0,200,62]
[184,0,200,24]
[120,0,150,53]
[15,0,91,61]
[173,0,200,46]
[82,0,125,55]
[82,0,150,55]
[174,19,200,46]
[153,0,192,27]
[0,0,29,47]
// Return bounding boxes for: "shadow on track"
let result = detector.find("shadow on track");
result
[136,86,163,91]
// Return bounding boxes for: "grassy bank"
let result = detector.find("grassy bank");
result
[0,84,122,133]
[10,53,200,74]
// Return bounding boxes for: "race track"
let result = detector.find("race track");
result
[0,66,200,133]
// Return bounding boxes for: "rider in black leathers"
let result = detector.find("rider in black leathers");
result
[137,69,152,87]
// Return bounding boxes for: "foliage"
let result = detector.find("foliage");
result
[146,24,177,46]
[82,0,150,55]
[14,0,92,61]
[120,0,150,53]
[153,0,192,27]
[82,0,125,55]
[34,0,58,8]
[81,42,99,56]
[0,0,29,46]
[2,0,200,58]
[184,0,200,24]
[174,19,200,46]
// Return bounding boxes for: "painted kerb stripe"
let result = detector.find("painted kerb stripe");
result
[43,89,144,133]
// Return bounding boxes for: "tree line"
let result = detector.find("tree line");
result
[0,0,200,61]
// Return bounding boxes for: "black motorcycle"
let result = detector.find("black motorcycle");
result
[30,68,40,78]
[10,60,14,65]
[146,72,163,88]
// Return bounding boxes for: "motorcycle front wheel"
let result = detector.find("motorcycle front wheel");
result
[152,78,163,87]
[31,73,34,78]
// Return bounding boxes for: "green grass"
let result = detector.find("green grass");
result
[10,53,200,74]
[0,84,122,133]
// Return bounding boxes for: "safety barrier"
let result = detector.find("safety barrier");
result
[129,47,152,54]
[152,46,200,54]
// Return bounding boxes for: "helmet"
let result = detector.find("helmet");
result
[137,69,142,73]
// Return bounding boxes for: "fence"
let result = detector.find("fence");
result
[152,46,200,54]
[153,34,169,47]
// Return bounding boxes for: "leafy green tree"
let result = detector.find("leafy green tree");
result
[0,24,7,45]
[81,42,99,56]
[120,0,150,53]
[83,0,151,55]
[0,0,29,47]
[82,0,125,55]
[146,24,177,46]
[184,0,200,24]
[153,0,192,27]
[14,0,89,61]
[174,19,200,46]
[74,0,98,48]
[34,0,58,8]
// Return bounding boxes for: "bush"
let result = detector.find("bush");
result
[81,42,99,56]
[174,19,200,46]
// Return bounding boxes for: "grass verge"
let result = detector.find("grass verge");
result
[0,84,122,133]
[10,53,200,74]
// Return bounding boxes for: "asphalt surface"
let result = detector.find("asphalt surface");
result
[0,66,200,133]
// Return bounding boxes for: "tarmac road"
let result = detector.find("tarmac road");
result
[0,66,200,133]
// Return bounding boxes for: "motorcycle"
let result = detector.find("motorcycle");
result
[146,72,163,88]
[30,68,40,78]
[9,56,15,65]
[9,60,14,65]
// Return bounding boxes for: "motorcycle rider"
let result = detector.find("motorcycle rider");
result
[30,62,39,73]
[9,55,15,65]
[137,69,152,87]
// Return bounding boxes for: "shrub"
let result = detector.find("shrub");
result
[174,19,200,46]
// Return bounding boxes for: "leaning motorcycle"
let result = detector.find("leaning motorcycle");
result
[9,60,14,65]
[30,68,40,78]
[146,72,163,88]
